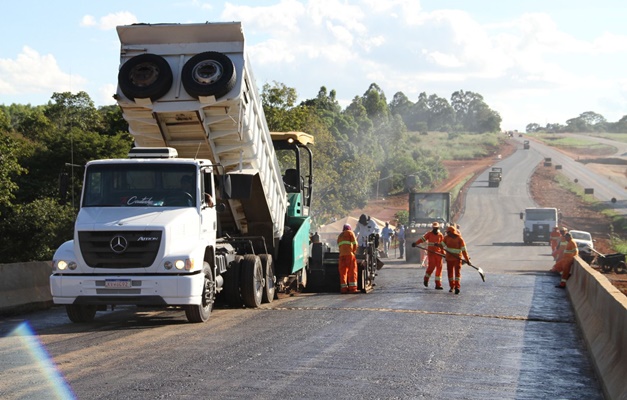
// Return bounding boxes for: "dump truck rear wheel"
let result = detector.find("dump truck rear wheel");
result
[259,254,275,303]
[223,256,243,307]
[182,51,236,99]
[118,53,173,101]
[241,255,263,307]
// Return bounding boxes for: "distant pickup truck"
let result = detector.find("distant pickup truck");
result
[523,140,530,149]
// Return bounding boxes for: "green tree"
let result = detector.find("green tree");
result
[0,198,75,262]
[98,104,129,136]
[0,133,27,213]
[361,83,391,124]
[426,94,454,131]
[526,123,541,133]
[45,91,104,133]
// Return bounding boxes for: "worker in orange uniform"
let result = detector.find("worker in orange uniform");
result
[555,232,579,289]
[411,222,445,289]
[337,223,359,294]
[551,227,569,271]
[438,225,471,295]
[549,226,561,254]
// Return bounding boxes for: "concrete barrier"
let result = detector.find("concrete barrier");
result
[569,258,627,400]
[0,261,53,315]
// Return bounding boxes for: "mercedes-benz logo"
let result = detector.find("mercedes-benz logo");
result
[110,235,128,254]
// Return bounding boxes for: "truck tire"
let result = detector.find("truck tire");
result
[185,262,214,323]
[118,53,173,101]
[223,256,243,307]
[259,254,275,303]
[181,51,236,99]
[66,304,97,323]
[241,255,263,307]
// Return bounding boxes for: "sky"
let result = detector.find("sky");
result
[1,0,627,131]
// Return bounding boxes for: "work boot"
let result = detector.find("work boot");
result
[449,288,453,293]
[435,286,443,290]
[423,278,428,287]
[455,288,460,295]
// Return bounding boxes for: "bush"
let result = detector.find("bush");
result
[0,198,75,262]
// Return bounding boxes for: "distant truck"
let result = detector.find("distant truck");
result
[489,167,502,187]
[405,192,451,263]
[523,140,530,149]
[520,207,559,245]
[488,172,501,187]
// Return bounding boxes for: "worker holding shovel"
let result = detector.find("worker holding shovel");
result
[438,225,472,295]
[411,222,445,290]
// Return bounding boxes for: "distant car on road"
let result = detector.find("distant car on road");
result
[569,229,594,256]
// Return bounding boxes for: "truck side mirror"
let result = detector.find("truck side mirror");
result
[519,212,524,220]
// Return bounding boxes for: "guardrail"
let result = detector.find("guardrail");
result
[0,261,52,315]
[569,258,627,400]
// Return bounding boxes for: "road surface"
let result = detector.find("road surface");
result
[0,143,605,399]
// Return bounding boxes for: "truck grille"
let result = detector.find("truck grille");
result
[78,231,162,269]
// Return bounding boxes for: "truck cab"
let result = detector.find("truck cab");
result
[405,192,451,263]
[520,207,559,245]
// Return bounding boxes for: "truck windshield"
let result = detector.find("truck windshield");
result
[82,163,197,207]
[409,194,449,224]
[526,209,557,221]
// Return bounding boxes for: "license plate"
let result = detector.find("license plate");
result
[105,279,132,288]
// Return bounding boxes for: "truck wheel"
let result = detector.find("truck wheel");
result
[182,51,236,99]
[223,256,243,307]
[241,255,263,307]
[185,262,214,323]
[118,53,173,101]
[66,304,97,323]
[259,254,275,303]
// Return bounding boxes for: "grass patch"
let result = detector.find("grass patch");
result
[535,134,616,155]
[414,132,506,160]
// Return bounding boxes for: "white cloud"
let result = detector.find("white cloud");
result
[0,46,86,95]
[98,83,118,106]
[222,0,306,33]
[80,15,97,27]
[80,12,138,30]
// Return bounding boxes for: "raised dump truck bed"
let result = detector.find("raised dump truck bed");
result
[116,22,286,244]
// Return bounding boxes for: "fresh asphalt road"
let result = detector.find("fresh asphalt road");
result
[0,142,604,400]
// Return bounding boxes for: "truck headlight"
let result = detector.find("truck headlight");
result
[165,259,194,271]
[173,259,194,270]
[55,260,77,271]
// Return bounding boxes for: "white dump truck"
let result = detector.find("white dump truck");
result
[520,207,559,245]
[50,22,316,323]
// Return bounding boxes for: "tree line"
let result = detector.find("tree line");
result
[0,84,502,262]
[526,111,627,133]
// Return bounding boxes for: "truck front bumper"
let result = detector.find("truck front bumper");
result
[50,273,205,306]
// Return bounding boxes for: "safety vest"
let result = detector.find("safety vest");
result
[337,230,357,256]
[442,235,469,261]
